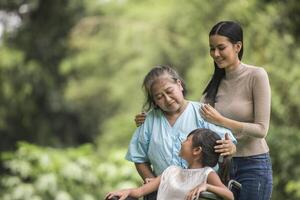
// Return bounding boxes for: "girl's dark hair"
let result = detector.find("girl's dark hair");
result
[188,128,231,184]
[142,65,187,111]
[203,21,244,106]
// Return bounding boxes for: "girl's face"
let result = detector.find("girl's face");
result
[209,34,241,71]
[179,135,194,162]
[151,76,186,114]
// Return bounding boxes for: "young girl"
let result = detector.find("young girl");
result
[106,128,234,200]
[127,65,236,200]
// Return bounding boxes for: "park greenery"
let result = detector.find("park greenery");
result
[0,0,300,199]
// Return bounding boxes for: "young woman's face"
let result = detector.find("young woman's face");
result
[209,34,241,70]
[151,76,185,114]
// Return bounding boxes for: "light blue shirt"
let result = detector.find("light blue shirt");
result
[125,101,236,176]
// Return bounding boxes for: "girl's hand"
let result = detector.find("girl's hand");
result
[105,189,131,200]
[215,133,236,156]
[134,112,147,127]
[200,104,223,126]
[185,183,207,200]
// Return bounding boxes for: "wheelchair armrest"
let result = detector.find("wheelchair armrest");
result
[197,191,223,200]
[227,180,242,191]
[106,196,119,200]
[197,180,242,200]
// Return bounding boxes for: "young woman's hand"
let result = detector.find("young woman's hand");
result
[200,104,223,126]
[185,183,207,200]
[215,133,236,156]
[134,112,147,127]
[105,189,131,200]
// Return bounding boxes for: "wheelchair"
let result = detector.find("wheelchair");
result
[108,179,241,200]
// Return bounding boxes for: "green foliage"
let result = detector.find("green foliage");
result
[0,142,140,200]
[1,0,300,200]
[0,0,94,149]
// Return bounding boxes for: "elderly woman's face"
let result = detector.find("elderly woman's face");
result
[151,76,186,114]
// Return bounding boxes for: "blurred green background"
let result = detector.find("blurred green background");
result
[0,0,299,199]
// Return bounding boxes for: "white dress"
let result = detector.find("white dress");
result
[157,165,213,200]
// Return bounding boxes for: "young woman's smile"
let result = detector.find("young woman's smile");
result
[209,35,241,71]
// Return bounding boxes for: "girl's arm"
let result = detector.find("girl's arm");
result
[206,171,234,200]
[187,171,233,200]
[105,176,161,200]
[135,163,156,181]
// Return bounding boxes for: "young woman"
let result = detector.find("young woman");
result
[106,128,234,200]
[200,21,272,200]
[127,65,236,200]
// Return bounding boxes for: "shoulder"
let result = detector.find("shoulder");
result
[134,109,158,136]
[243,63,269,79]
[204,167,214,176]
[206,168,223,185]
[142,108,162,125]
[243,64,270,89]
[186,101,204,118]
[162,165,180,176]
[145,108,158,118]
[188,101,202,108]
[165,165,180,171]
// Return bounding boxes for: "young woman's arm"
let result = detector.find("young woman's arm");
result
[105,176,161,200]
[214,133,236,156]
[201,103,243,134]
[201,68,271,138]
[186,171,233,200]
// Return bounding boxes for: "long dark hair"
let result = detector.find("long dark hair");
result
[188,128,231,184]
[203,21,244,106]
[142,65,187,111]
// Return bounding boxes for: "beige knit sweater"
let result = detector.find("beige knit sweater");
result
[202,63,271,157]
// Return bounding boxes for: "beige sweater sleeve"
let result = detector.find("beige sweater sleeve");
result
[241,68,271,138]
